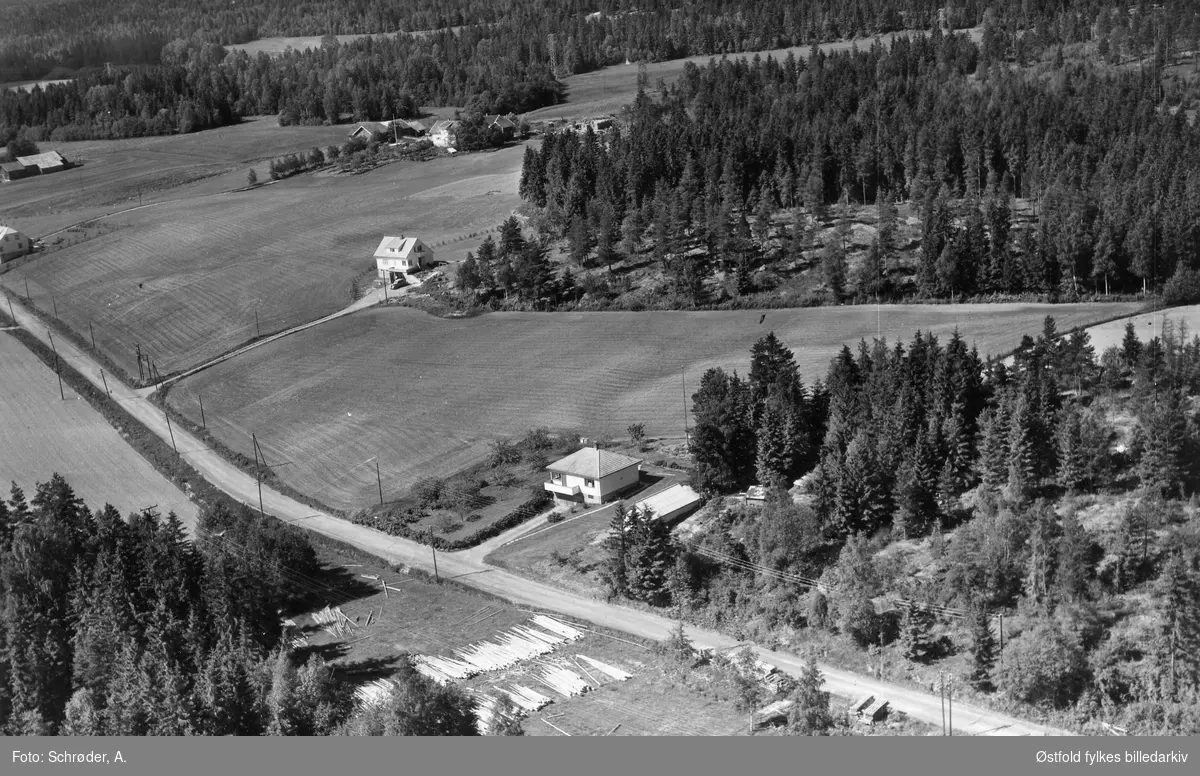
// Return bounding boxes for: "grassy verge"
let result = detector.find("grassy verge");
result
[2,288,139,387]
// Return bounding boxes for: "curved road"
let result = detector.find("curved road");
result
[3,293,1067,736]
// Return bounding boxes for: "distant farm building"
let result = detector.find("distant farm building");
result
[430,120,461,147]
[1,161,30,182]
[484,114,516,139]
[16,150,68,175]
[348,119,421,141]
[0,226,32,263]
[374,235,432,281]
[634,484,702,525]
[544,447,642,505]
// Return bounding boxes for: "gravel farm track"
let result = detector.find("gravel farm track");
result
[2,292,1072,735]
[0,330,198,525]
[168,302,1140,511]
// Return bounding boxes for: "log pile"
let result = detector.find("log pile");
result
[535,662,591,698]
[577,654,632,681]
[497,684,553,712]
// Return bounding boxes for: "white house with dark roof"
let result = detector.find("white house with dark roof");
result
[0,226,31,263]
[374,235,432,281]
[544,446,642,505]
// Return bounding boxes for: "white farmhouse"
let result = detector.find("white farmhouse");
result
[544,447,642,506]
[0,225,31,263]
[374,235,432,282]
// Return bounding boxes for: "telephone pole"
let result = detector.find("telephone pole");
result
[252,432,265,516]
[164,408,177,454]
[48,332,65,400]
[681,367,689,445]
[376,461,384,506]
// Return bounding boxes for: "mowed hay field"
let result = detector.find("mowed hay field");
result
[0,117,355,238]
[1080,304,1200,352]
[1,144,526,376]
[0,332,199,527]
[527,27,982,123]
[168,302,1140,512]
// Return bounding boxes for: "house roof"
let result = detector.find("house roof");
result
[348,124,376,136]
[1,161,26,172]
[484,114,515,128]
[430,119,459,133]
[0,225,26,240]
[546,447,642,478]
[16,151,66,168]
[404,119,430,131]
[373,235,426,261]
[634,484,701,519]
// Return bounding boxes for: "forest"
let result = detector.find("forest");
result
[0,476,490,736]
[4,1,1200,142]
[598,318,1200,733]
[508,25,1200,308]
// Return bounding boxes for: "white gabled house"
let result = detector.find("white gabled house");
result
[374,235,432,282]
[0,225,32,263]
[544,447,642,505]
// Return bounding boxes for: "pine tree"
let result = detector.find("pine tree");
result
[755,402,795,489]
[604,503,630,598]
[788,658,834,735]
[1156,548,1200,699]
[1005,394,1040,502]
[1136,389,1189,497]
[1055,405,1087,493]
[1054,511,1097,604]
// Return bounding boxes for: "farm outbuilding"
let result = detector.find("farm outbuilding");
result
[484,114,516,139]
[634,483,702,525]
[374,235,432,281]
[544,447,642,505]
[1,161,30,182]
[16,150,68,175]
[0,225,32,263]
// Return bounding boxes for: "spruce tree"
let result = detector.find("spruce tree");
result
[899,602,937,664]
[1156,548,1200,699]
[968,605,996,691]
[1055,405,1087,493]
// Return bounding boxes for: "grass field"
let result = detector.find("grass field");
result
[225,26,466,56]
[166,302,1139,512]
[0,117,367,239]
[0,143,526,377]
[527,27,984,123]
[0,331,199,526]
[1080,304,1200,352]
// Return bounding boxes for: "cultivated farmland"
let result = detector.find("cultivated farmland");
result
[1078,304,1200,353]
[0,331,199,526]
[167,302,1139,512]
[1,143,525,376]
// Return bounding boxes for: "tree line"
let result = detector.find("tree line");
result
[515,22,1200,308]
[0,474,512,736]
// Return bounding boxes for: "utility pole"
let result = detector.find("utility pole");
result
[948,675,953,736]
[255,310,261,338]
[6,293,14,323]
[681,367,689,445]
[164,408,177,454]
[48,332,65,400]
[199,394,206,429]
[429,527,440,583]
[940,673,946,735]
[88,321,96,349]
[24,276,30,300]
[52,296,58,318]
[376,461,384,506]
[100,369,110,397]
[252,432,265,517]
[136,343,144,383]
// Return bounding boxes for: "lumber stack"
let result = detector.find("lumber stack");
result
[412,654,477,685]
[353,678,397,708]
[531,614,583,640]
[577,654,632,681]
[536,662,590,698]
[498,685,552,712]
[473,693,525,735]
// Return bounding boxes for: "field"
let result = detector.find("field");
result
[166,302,1139,512]
[0,117,360,238]
[1079,304,1200,352]
[0,143,526,376]
[0,331,199,526]
[487,504,625,600]
[527,27,984,123]
[225,26,466,56]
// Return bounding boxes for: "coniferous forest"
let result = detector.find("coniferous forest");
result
[598,318,1200,734]
[507,29,1200,307]
[0,477,479,736]
[3,1,1200,142]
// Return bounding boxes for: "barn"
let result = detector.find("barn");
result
[16,150,68,175]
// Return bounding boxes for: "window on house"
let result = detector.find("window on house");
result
[552,472,561,481]
[585,479,595,487]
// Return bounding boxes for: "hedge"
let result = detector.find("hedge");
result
[350,490,553,551]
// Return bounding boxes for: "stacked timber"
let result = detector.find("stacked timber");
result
[412,654,477,684]
[498,685,552,712]
[530,615,584,640]
[354,678,397,708]
[537,662,590,697]
[577,654,632,681]
[473,693,524,735]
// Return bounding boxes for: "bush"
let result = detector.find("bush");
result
[411,477,445,508]
[545,511,565,524]
[997,621,1089,708]
[490,439,523,468]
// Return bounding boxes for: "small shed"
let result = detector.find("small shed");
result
[15,150,68,174]
[634,484,702,525]
[745,485,767,501]
[860,698,890,723]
